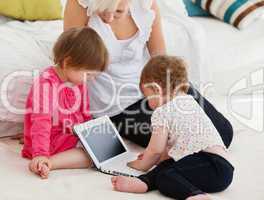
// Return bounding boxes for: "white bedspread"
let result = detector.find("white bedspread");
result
[0,129,264,200]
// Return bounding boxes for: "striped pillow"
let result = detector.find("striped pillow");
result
[192,0,264,29]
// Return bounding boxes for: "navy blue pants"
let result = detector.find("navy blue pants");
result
[138,152,234,200]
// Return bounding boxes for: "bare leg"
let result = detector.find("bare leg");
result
[11,133,24,144]
[111,176,148,193]
[50,148,93,170]
[186,194,212,200]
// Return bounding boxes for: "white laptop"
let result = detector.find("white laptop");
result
[73,116,144,177]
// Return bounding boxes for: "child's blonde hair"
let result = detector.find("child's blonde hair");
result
[88,0,122,15]
[140,55,189,95]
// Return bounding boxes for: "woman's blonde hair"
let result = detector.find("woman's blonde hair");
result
[87,0,122,15]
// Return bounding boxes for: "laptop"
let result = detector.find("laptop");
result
[73,116,144,177]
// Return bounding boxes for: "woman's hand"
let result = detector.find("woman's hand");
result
[147,0,166,56]
[64,0,89,31]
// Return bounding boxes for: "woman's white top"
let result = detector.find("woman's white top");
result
[78,0,155,117]
[151,94,226,162]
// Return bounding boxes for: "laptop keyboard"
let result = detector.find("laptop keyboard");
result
[101,153,144,177]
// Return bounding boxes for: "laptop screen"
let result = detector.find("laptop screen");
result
[81,120,126,163]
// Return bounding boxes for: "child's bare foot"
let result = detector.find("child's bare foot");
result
[111,176,148,193]
[187,194,212,200]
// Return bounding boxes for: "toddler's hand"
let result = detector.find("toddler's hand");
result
[127,159,145,171]
[137,153,144,160]
[158,151,170,164]
[29,156,51,179]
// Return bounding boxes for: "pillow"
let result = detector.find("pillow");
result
[0,0,62,21]
[0,20,63,123]
[192,0,264,29]
[183,0,210,16]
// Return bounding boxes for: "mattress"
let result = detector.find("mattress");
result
[193,17,264,95]
[1,128,264,200]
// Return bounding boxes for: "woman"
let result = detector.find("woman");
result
[64,0,233,148]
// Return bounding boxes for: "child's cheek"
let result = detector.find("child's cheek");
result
[75,74,85,85]
[148,99,158,110]
[69,76,82,85]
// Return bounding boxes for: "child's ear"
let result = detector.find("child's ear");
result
[62,56,72,68]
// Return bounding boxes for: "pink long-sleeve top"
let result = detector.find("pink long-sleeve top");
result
[22,67,92,159]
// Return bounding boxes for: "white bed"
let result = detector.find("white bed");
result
[193,17,264,95]
[1,127,264,200]
[1,2,264,200]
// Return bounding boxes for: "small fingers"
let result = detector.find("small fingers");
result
[37,160,44,171]
[33,161,39,173]
[137,154,143,160]
[40,164,50,179]
[29,160,40,175]
[29,162,34,172]
[46,160,52,169]
[127,161,134,168]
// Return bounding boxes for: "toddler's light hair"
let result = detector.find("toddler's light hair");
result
[140,55,189,95]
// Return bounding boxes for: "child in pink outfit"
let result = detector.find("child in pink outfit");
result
[22,67,91,159]
[22,27,108,179]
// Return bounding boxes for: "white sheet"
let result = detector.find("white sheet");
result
[1,129,264,200]
[193,17,264,95]
[0,121,23,138]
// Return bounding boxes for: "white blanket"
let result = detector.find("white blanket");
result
[1,129,264,200]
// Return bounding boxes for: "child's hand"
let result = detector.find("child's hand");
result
[158,151,170,164]
[127,159,146,172]
[137,153,144,160]
[29,156,51,179]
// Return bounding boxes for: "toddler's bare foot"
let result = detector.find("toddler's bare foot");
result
[111,176,148,193]
[39,163,50,179]
[187,194,212,200]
